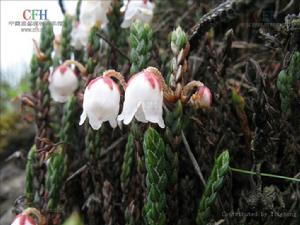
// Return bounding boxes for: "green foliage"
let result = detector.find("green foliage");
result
[30,55,39,92]
[231,88,245,110]
[85,128,102,158]
[107,0,124,46]
[88,26,101,55]
[277,70,293,111]
[168,26,188,85]
[165,102,183,186]
[121,133,135,193]
[196,150,230,225]
[165,101,184,141]
[289,52,300,80]
[60,96,77,145]
[86,25,101,73]
[75,0,82,22]
[143,127,167,225]
[0,111,22,150]
[61,15,73,60]
[63,212,84,225]
[46,146,66,211]
[124,206,135,225]
[129,21,153,74]
[25,145,37,204]
[277,51,300,112]
[39,21,54,72]
[170,26,188,54]
[165,145,178,186]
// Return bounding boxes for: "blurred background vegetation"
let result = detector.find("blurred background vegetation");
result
[0,69,35,160]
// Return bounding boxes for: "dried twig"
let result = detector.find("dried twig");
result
[181,130,206,186]
[96,32,130,62]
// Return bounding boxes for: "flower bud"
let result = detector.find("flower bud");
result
[191,86,212,108]
[11,214,36,225]
[48,65,79,103]
[11,208,44,225]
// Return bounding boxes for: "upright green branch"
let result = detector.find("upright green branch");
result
[129,21,153,74]
[196,150,230,225]
[87,25,101,72]
[61,15,73,61]
[168,26,188,87]
[36,21,54,149]
[277,51,300,112]
[29,55,39,92]
[164,101,184,223]
[107,0,126,68]
[143,127,167,225]
[24,145,37,206]
[120,133,135,194]
[121,21,154,225]
[46,146,66,211]
[60,96,77,145]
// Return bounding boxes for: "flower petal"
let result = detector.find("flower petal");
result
[79,110,87,126]
[134,104,147,123]
[108,117,117,128]
[88,114,103,130]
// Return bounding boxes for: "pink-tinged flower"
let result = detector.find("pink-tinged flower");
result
[80,0,112,28]
[48,65,79,103]
[191,86,212,108]
[79,73,120,130]
[11,214,36,225]
[118,68,165,128]
[71,22,89,50]
[121,0,154,28]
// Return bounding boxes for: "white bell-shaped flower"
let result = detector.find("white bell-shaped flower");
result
[118,67,165,128]
[70,22,89,50]
[11,214,36,225]
[121,0,154,28]
[79,73,120,130]
[48,65,79,103]
[80,0,112,29]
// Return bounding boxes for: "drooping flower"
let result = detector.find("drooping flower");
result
[190,86,212,108]
[70,22,89,50]
[79,72,121,130]
[11,214,36,225]
[121,0,154,28]
[49,65,79,103]
[80,0,112,29]
[118,67,165,128]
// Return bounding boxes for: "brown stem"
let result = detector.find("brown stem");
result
[62,59,87,76]
[145,67,178,103]
[103,70,127,91]
[181,80,204,103]
[32,39,47,62]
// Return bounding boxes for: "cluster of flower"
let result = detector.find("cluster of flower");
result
[44,0,212,132]
[49,65,212,130]
[71,0,154,50]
